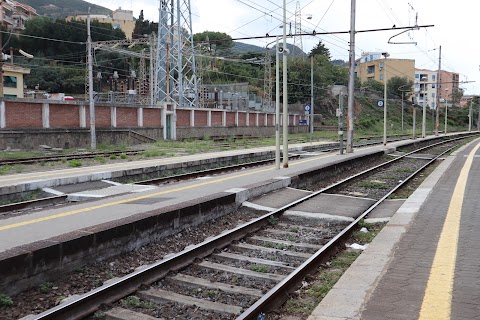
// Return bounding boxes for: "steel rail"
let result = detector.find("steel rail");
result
[28,136,467,320]
[237,143,460,319]
[0,195,68,214]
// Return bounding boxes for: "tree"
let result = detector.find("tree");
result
[309,40,331,59]
[193,31,233,55]
[387,76,414,98]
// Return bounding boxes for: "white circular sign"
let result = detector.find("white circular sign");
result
[304,104,311,112]
[377,100,384,107]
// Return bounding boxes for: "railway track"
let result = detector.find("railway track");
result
[0,150,144,166]
[26,136,468,320]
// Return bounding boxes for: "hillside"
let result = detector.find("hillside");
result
[233,41,305,57]
[19,0,111,18]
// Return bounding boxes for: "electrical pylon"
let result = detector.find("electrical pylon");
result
[294,1,304,57]
[156,0,198,108]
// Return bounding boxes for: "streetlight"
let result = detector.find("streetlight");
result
[380,52,389,145]
[265,37,281,169]
[282,0,288,168]
[421,76,428,138]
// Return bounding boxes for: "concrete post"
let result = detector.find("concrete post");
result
[190,109,195,127]
[42,103,50,128]
[80,105,86,128]
[0,101,5,128]
[138,107,143,127]
[111,106,117,127]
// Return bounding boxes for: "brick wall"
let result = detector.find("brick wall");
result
[6,102,42,128]
[143,108,161,127]
[117,108,137,127]
[50,104,80,128]
[226,112,235,126]
[238,112,246,126]
[95,106,111,128]
[211,111,223,126]
[196,110,208,126]
[176,109,190,127]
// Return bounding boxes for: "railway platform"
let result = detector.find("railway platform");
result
[309,138,480,319]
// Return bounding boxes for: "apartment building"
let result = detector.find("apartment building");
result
[68,8,136,40]
[2,63,31,98]
[438,70,460,102]
[355,52,415,86]
[0,0,37,31]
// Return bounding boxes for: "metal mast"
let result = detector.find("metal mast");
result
[155,0,198,107]
[263,48,272,109]
[294,2,303,56]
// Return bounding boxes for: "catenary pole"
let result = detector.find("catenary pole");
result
[282,0,289,167]
[346,0,356,153]
[435,45,441,136]
[87,8,96,150]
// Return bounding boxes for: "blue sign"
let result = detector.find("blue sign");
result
[299,119,308,125]
[377,100,384,107]
[304,104,311,114]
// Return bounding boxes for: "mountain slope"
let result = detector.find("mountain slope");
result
[19,0,111,18]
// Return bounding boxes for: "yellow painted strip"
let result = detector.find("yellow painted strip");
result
[0,152,335,231]
[419,141,480,320]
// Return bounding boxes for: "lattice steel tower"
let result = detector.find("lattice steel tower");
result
[294,1,304,56]
[156,0,198,108]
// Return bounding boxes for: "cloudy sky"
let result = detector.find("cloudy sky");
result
[86,0,479,95]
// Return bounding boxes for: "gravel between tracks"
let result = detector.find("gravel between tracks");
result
[0,207,265,320]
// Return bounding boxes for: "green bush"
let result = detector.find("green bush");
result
[0,294,13,307]
[68,160,82,167]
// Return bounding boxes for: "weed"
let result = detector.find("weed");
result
[61,158,67,164]
[268,215,278,225]
[289,226,300,233]
[94,156,106,164]
[0,293,13,307]
[122,295,154,309]
[396,167,415,173]
[306,271,343,299]
[143,149,167,158]
[357,181,388,189]
[69,160,82,167]
[287,234,297,242]
[120,153,127,159]
[92,311,106,319]
[263,241,288,250]
[39,282,54,293]
[109,155,117,160]
[14,164,25,173]
[250,264,269,273]
[207,290,219,298]
[0,165,12,175]
[330,251,360,270]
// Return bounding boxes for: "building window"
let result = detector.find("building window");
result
[431,84,436,88]
[367,66,375,74]
[415,83,420,88]
[379,62,384,69]
[415,74,420,79]
[379,74,384,80]
[3,76,17,88]
[432,75,436,81]
[432,93,435,97]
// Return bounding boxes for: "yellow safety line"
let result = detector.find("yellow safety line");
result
[0,152,336,231]
[418,141,480,320]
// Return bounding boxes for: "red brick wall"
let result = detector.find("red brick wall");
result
[6,102,42,128]
[143,108,161,127]
[94,106,111,128]
[226,112,235,126]
[196,110,208,126]
[211,111,223,126]
[176,109,190,126]
[117,108,137,127]
[50,104,80,128]
[238,112,246,126]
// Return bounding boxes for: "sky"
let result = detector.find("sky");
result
[86,0,480,95]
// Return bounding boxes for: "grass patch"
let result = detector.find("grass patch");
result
[396,167,415,173]
[122,295,154,309]
[94,156,106,164]
[109,155,117,160]
[268,216,279,225]
[69,160,82,167]
[39,282,54,293]
[357,181,388,189]
[249,264,269,273]
[0,165,12,175]
[263,241,290,250]
[120,153,127,159]
[143,149,168,158]
[0,293,13,307]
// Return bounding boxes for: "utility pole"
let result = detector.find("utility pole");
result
[275,36,280,169]
[346,0,356,153]
[282,0,289,168]
[469,98,473,132]
[87,8,96,149]
[310,54,314,137]
[435,45,441,136]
